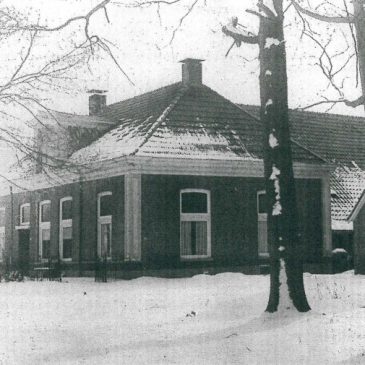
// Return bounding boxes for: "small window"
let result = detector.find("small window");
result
[61,199,72,220]
[99,194,112,217]
[257,191,268,257]
[61,226,72,259]
[20,203,30,225]
[40,228,51,259]
[39,201,51,260]
[41,201,51,222]
[257,192,267,214]
[181,192,208,213]
[180,189,211,259]
[97,192,112,259]
[59,197,73,261]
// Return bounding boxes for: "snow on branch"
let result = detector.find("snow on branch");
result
[222,17,258,57]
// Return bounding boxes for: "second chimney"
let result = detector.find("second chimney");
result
[88,89,107,116]
[180,58,204,86]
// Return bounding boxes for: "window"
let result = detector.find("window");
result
[20,203,30,225]
[39,200,51,260]
[59,197,73,261]
[180,189,211,259]
[257,191,269,257]
[0,208,5,262]
[97,192,112,259]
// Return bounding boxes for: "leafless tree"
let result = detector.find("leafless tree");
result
[0,0,196,181]
[290,0,365,112]
[223,0,311,313]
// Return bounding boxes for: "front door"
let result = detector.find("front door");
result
[18,230,30,275]
[257,191,269,257]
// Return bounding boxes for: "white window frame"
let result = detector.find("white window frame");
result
[20,203,30,227]
[257,190,269,257]
[180,189,211,260]
[59,197,73,261]
[0,207,5,262]
[39,200,51,261]
[97,191,112,260]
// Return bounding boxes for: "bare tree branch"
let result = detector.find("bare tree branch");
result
[17,0,111,34]
[290,0,354,23]
[168,0,199,44]
[294,96,365,110]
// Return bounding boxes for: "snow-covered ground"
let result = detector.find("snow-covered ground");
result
[1,271,365,365]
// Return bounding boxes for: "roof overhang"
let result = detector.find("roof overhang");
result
[2,156,330,196]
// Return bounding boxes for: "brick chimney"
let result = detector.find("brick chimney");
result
[88,89,107,116]
[179,58,204,86]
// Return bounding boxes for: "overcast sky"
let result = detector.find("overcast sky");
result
[0,0,363,180]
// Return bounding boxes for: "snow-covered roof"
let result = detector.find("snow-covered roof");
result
[241,105,365,169]
[70,83,322,164]
[240,105,365,225]
[331,166,365,222]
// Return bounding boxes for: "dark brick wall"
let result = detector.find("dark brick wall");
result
[296,179,323,261]
[354,206,365,274]
[141,175,323,270]
[0,173,323,274]
[0,175,124,268]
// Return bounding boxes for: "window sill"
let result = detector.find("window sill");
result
[259,253,270,258]
[15,225,30,230]
[180,257,213,262]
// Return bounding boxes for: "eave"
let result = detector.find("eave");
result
[4,156,330,195]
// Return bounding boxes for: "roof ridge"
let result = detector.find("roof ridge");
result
[240,103,365,122]
[131,85,188,156]
[105,82,181,109]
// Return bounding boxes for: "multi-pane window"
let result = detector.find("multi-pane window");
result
[257,191,269,256]
[59,197,73,261]
[20,203,30,225]
[180,189,211,259]
[97,192,112,259]
[39,200,51,260]
[0,208,5,262]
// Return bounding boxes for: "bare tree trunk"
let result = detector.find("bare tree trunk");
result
[353,0,365,113]
[259,0,310,312]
